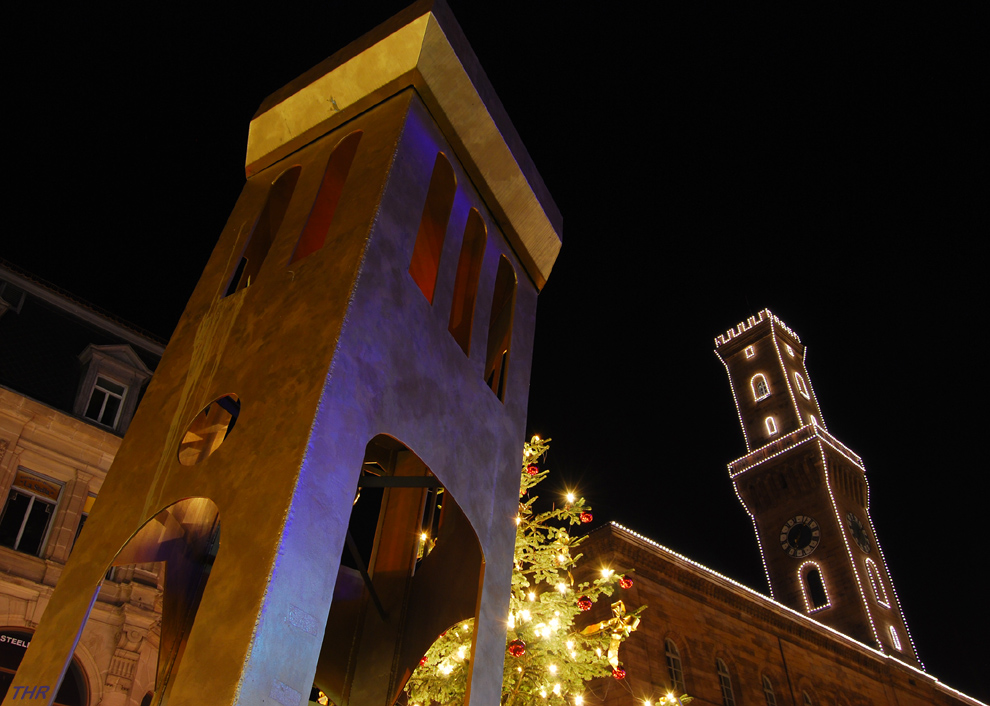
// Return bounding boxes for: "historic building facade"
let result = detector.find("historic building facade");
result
[581,523,977,706]
[576,310,978,706]
[0,263,165,705]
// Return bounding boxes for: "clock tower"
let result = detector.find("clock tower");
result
[715,310,919,666]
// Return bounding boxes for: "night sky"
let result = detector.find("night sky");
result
[4,3,984,701]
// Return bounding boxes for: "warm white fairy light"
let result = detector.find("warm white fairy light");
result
[765,416,778,436]
[528,592,536,602]
[865,558,890,607]
[601,568,614,579]
[574,697,583,705]
[716,350,752,451]
[508,611,515,629]
[815,442,921,665]
[751,373,771,401]
[553,683,562,696]
[714,309,801,348]
[889,625,902,651]
[605,522,934,677]
[516,515,522,525]
[769,319,804,427]
[797,560,831,613]
[521,609,531,622]
[549,664,557,674]
[566,492,576,503]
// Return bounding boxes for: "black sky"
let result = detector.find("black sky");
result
[3,3,984,701]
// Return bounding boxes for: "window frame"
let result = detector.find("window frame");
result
[0,471,63,557]
[84,375,128,429]
[762,675,777,706]
[664,639,685,693]
[752,373,771,401]
[716,659,735,706]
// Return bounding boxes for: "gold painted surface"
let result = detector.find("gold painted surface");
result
[246,1,561,290]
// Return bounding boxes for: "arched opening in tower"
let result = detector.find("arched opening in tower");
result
[314,435,484,706]
[69,497,220,706]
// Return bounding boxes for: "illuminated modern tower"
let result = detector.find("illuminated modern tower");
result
[9,3,561,705]
[715,310,919,667]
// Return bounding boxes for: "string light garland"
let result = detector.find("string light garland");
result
[403,437,644,705]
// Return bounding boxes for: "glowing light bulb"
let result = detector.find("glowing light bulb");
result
[566,492,576,503]
[516,515,522,525]
[575,697,583,705]
[420,532,427,541]
[601,568,614,579]
[566,640,574,650]
[553,683,562,695]
[557,582,567,593]
[549,664,557,674]
[521,609,531,622]
[528,592,536,602]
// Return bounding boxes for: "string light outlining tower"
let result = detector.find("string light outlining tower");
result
[714,310,920,666]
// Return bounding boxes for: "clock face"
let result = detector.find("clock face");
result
[846,512,872,553]
[779,515,821,558]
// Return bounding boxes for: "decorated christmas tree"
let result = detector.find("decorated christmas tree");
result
[403,437,646,705]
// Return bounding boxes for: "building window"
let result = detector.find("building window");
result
[752,374,770,401]
[84,376,127,428]
[448,208,487,355]
[72,494,97,552]
[225,165,302,296]
[765,417,778,436]
[716,659,735,706]
[762,675,777,706]
[888,625,902,651]
[0,471,62,556]
[785,343,795,357]
[794,372,810,399]
[664,639,685,693]
[290,131,362,264]
[800,562,830,612]
[483,256,517,402]
[865,558,890,607]
[409,153,457,304]
[745,345,755,359]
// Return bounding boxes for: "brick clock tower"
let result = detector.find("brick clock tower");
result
[715,310,919,667]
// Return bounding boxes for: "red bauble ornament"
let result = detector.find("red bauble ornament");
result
[580,511,593,524]
[577,596,593,611]
[619,577,634,589]
[526,464,539,476]
[508,639,527,657]
[419,655,428,666]
[612,667,626,680]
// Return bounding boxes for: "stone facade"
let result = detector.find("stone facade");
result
[580,524,979,706]
[0,263,164,706]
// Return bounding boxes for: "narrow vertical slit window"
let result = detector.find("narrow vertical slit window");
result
[409,153,456,304]
[866,558,890,607]
[801,563,830,611]
[794,371,811,399]
[888,625,902,651]
[484,256,517,402]
[665,639,684,693]
[762,675,777,706]
[448,208,487,354]
[716,659,735,706]
[290,131,362,264]
[225,165,302,296]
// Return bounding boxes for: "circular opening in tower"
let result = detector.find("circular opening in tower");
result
[178,394,240,465]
